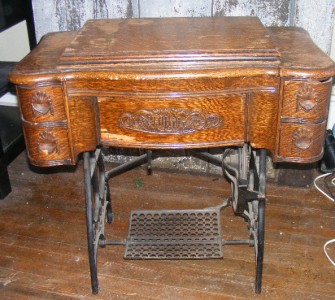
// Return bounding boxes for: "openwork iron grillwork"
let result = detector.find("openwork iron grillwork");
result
[125,206,224,259]
[83,144,266,295]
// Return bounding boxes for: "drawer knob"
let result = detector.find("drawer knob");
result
[31,90,54,116]
[296,85,319,112]
[292,128,313,150]
[37,131,58,155]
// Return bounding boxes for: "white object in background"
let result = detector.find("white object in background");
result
[328,95,335,129]
[0,21,30,106]
[0,21,30,61]
[328,18,335,129]
[0,92,18,106]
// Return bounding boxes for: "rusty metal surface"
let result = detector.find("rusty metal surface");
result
[124,207,224,259]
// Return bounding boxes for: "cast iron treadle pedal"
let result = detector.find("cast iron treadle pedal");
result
[124,207,223,259]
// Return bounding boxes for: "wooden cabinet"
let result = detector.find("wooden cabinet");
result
[8,17,335,167]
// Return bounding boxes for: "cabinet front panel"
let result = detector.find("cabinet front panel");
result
[66,76,279,94]
[98,94,247,148]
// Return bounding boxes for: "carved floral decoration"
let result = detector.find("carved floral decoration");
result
[30,90,54,116]
[296,85,319,113]
[118,108,223,134]
[292,128,313,150]
[37,131,58,155]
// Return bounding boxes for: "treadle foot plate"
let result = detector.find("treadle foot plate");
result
[124,207,223,259]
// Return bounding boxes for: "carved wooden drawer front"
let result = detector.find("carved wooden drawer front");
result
[98,94,247,148]
[282,78,332,121]
[278,122,327,162]
[277,78,332,163]
[23,126,72,166]
[17,84,67,122]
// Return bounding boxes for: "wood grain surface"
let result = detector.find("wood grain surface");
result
[8,17,335,166]
[59,17,279,64]
[99,93,246,149]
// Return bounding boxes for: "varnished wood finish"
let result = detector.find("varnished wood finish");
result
[8,17,335,166]
[269,27,335,78]
[98,93,247,149]
[67,96,99,155]
[17,84,67,122]
[2,152,335,298]
[59,18,279,66]
[281,78,332,121]
[278,122,327,163]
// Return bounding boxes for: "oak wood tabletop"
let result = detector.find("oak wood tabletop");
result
[7,17,335,166]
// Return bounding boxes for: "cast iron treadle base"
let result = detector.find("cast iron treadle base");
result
[124,207,223,259]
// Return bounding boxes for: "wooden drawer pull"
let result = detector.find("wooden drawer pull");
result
[31,90,54,116]
[296,85,319,113]
[282,78,332,121]
[37,131,58,155]
[292,127,313,150]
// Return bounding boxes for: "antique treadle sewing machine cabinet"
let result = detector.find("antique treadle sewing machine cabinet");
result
[8,17,335,294]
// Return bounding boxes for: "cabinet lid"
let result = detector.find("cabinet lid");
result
[58,17,280,70]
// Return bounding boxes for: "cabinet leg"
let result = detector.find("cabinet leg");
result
[255,149,266,294]
[83,152,99,294]
[223,146,267,294]
[255,198,265,294]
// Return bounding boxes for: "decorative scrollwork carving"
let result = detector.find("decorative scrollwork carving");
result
[118,108,223,134]
[37,131,58,155]
[31,90,54,116]
[292,127,313,150]
[296,85,319,112]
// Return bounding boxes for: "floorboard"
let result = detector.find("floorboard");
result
[1,152,335,299]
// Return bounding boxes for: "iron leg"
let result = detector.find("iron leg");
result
[255,149,266,294]
[106,184,113,224]
[255,198,265,294]
[147,150,153,175]
[223,146,267,293]
[84,151,99,294]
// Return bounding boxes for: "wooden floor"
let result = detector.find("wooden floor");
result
[1,152,335,299]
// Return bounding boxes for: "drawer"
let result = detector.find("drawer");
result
[282,78,332,121]
[278,121,327,162]
[98,94,247,148]
[23,125,73,166]
[17,83,67,122]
